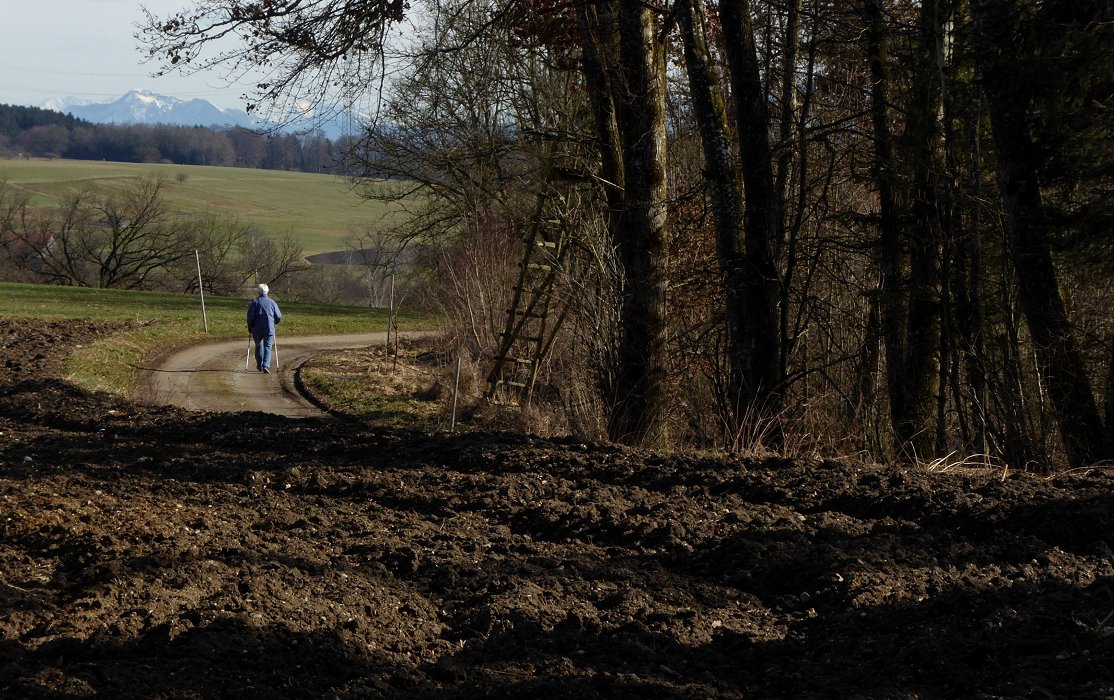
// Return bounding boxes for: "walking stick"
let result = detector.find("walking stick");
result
[272,335,279,369]
[245,336,253,371]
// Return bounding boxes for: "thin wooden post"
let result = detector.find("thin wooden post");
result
[385,274,393,359]
[390,273,397,372]
[450,355,462,432]
[195,249,208,332]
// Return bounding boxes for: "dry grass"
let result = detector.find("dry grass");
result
[300,339,583,435]
[921,452,1007,474]
[300,341,447,427]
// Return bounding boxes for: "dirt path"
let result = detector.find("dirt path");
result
[145,332,390,416]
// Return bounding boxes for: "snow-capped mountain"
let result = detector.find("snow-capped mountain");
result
[46,89,261,130]
[41,96,96,113]
[43,89,351,137]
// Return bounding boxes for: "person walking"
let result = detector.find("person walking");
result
[247,283,282,373]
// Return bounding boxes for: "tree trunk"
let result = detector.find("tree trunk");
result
[863,0,909,458]
[677,0,750,440]
[904,0,945,459]
[1106,334,1114,457]
[774,0,801,248]
[577,0,624,212]
[718,0,783,431]
[600,0,671,446]
[970,0,1107,467]
[861,0,946,461]
[954,68,990,455]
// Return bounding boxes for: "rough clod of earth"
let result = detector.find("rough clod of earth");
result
[1,318,1113,698]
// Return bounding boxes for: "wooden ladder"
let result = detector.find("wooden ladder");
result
[486,211,569,406]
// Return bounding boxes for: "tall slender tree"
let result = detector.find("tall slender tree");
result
[970,0,1108,467]
[861,0,945,460]
[602,0,672,445]
[677,0,751,439]
[717,0,785,432]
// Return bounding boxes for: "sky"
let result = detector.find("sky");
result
[0,0,257,111]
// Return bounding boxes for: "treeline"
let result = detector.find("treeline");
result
[324,0,1111,469]
[0,103,344,173]
[0,103,89,135]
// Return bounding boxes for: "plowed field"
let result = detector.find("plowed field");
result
[2,319,1112,698]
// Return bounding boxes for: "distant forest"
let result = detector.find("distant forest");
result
[0,103,345,174]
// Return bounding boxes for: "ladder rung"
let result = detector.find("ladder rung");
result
[496,380,529,388]
[523,262,552,271]
[524,236,558,247]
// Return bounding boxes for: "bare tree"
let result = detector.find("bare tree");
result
[170,214,256,295]
[346,227,413,308]
[717,0,784,433]
[861,0,944,460]
[575,0,672,446]
[5,178,198,289]
[0,179,37,281]
[140,0,403,123]
[343,0,538,246]
[970,0,1109,467]
[239,228,310,292]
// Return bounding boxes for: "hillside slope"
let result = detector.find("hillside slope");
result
[0,159,406,253]
[1,318,1112,698]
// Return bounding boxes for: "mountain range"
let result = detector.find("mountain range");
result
[43,89,350,138]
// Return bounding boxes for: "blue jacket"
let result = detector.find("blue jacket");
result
[247,295,282,340]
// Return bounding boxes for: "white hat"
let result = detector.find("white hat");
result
[256,283,269,296]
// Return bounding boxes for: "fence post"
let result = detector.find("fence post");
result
[195,249,208,333]
[450,355,462,432]
[389,273,397,372]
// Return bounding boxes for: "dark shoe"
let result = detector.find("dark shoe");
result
[262,368,270,374]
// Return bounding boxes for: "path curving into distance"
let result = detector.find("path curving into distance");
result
[145,332,394,417]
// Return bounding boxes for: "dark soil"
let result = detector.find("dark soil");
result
[2,318,1113,699]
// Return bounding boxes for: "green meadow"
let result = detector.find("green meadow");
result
[0,158,409,254]
[0,281,433,397]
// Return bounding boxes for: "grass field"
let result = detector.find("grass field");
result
[0,158,410,254]
[0,281,434,397]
